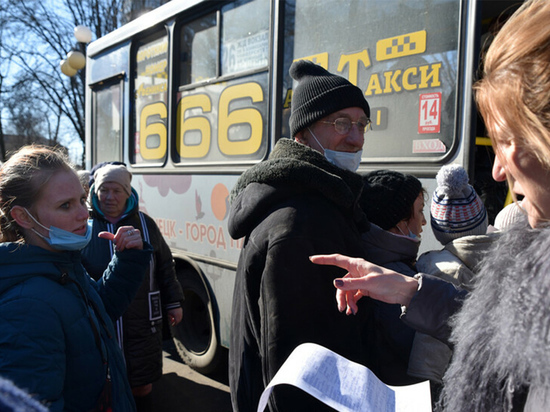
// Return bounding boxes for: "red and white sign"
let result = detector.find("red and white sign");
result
[418,92,441,134]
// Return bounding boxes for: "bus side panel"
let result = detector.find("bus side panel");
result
[133,173,241,347]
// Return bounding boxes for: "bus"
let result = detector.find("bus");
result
[85,0,519,374]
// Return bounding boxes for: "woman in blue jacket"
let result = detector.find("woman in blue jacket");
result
[0,146,152,411]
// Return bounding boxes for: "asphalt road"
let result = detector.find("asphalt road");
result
[152,340,232,411]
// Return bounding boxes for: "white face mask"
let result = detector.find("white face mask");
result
[308,128,362,172]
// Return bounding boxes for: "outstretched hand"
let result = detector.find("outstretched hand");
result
[309,254,419,315]
[98,225,143,251]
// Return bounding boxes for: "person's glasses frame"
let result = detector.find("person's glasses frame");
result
[320,117,372,135]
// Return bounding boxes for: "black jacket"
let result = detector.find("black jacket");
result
[82,190,184,387]
[361,224,421,385]
[228,139,372,412]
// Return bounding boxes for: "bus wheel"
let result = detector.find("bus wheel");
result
[171,267,221,375]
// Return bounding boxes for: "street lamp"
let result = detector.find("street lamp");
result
[60,25,92,77]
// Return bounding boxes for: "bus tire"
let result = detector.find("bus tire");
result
[170,267,221,375]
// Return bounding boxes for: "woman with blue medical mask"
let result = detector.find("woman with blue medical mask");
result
[356,170,427,386]
[0,145,152,411]
[361,170,427,241]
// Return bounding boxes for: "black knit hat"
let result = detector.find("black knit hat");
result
[360,170,423,230]
[289,60,370,137]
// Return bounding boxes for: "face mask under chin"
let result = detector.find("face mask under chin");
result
[397,222,421,242]
[24,208,93,251]
[308,128,362,172]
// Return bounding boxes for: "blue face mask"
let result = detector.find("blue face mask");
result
[397,222,420,242]
[25,209,93,251]
[308,128,362,172]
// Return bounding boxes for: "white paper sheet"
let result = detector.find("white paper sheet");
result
[257,342,431,412]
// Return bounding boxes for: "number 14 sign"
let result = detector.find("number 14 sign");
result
[418,92,441,134]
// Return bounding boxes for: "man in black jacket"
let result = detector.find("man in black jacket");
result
[228,60,372,412]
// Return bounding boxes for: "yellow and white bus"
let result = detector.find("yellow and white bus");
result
[85,0,518,373]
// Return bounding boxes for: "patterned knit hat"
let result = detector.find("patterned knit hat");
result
[431,164,488,245]
[360,170,423,230]
[289,60,370,137]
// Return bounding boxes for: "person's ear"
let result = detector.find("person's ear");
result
[294,130,309,146]
[10,206,34,229]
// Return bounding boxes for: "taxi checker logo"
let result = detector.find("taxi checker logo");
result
[376,30,427,61]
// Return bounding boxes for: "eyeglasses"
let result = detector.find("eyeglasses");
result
[320,118,372,135]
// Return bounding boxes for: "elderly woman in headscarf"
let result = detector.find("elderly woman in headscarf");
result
[82,164,184,412]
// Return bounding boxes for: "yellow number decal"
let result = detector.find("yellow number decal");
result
[139,102,167,160]
[177,94,212,158]
[218,83,263,155]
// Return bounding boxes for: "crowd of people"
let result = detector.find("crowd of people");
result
[311,1,550,411]
[1,0,549,411]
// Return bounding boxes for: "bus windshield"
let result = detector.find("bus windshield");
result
[282,0,460,162]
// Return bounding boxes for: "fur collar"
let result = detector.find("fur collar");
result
[230,138,364,209]
[228,139,369,238]
[440,222,550,411]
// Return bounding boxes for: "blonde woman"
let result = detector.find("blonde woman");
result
[312,0,550,410]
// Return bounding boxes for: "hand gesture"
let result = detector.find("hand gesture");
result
[98,225,143,251]
[310,254,419,315]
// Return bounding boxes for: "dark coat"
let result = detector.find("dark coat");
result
[438,221,550,411]
[228,138,372,412]
[82,190,184,387]
[0,242,152,412]
[404,220,550,411]
[361,224,421,385]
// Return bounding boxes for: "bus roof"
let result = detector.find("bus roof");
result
[87,0,204,57]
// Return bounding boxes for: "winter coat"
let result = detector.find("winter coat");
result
[416,233,499,289]
[409,233,499,383]
[82,189,184,387]
[361,224,422,385]
[228,138,371,412]
[404,221,550,411]
[439,221,550,411]
[0,242,152,412]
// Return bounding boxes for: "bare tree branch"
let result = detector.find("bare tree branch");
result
[1,0,169,164]
[1,0,127,164]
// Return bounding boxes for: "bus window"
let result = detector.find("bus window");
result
[92,80,122,164]
[221,0,270,75]
[179,12,218,84]
[131,32,169,166]
[173,0,270,165]
[283,0,461,161]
